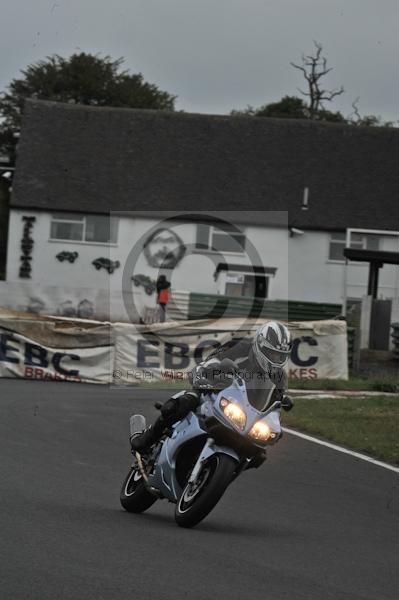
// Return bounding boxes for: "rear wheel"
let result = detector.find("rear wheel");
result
[175,454,236,528]
[120,466,157,513]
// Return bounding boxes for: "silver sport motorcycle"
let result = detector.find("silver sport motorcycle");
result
[120,360,290,528]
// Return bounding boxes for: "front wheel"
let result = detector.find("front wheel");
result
[120,466,157,513]
[175,454,236,528]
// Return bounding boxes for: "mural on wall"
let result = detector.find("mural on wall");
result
[77,299,95,319]
[92,258,120,274]
[26,296,95,319]
[132,274,156,295]
[56,298,95,319]
[56,251,79,263]
[143,228,186,269]
[27,296,45,314]
[57,300,76,317]
[19,216,36,279]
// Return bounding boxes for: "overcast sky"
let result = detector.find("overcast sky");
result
[0,0,398,121]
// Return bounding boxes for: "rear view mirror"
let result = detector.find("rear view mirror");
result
[281,396,294,412]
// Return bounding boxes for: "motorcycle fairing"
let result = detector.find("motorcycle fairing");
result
[147,411,240,502]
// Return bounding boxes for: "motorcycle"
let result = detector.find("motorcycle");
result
[120,359,292,528]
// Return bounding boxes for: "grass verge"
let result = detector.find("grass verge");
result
[132,376,399,393]
[283,395,399,465]
[288,377,399,393]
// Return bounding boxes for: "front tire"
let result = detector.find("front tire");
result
[120,466,157,513]
[175,454,236,528]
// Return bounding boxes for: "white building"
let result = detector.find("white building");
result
[3,99,399,322]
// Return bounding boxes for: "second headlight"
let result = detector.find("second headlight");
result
[220,398,247,430]
[249,420,274,442]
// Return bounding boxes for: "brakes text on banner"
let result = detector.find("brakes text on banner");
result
[0,315,113,384]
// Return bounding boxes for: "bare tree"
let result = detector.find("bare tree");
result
[291,41,344,119]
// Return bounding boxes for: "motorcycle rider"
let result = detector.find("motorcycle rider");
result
[130,321,293,455]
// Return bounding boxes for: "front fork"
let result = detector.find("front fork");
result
[187,437,215,485]
[187,436,245,487]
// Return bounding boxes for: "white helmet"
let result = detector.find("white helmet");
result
[253,321,292,370]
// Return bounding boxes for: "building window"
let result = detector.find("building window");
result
[328,232,379,261]
[196,223,246,254]
[50,214,118,244]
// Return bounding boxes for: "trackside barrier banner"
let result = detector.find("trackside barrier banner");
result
[0,311,348,383]
[0,311,114,384]
[113,318,348,384]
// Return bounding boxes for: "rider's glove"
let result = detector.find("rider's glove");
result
[190,365,216,391]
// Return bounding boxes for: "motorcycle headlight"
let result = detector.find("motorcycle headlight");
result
[249,421,277,442]
[220,398,247,430]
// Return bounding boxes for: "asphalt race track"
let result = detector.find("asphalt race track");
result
[1,380,398,600]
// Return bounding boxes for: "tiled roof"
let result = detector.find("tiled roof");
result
[11,99,399,231]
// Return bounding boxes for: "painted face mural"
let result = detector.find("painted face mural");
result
[143,228,186,269]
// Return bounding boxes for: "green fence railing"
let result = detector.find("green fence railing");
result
[392,323,399,360]
[188,293,342,322]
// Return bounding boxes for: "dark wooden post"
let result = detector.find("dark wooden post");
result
[367,260,382,298]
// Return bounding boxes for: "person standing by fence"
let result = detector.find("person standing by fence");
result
[156,275,171,322]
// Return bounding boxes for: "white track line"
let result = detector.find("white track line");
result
[282,427,399,474]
